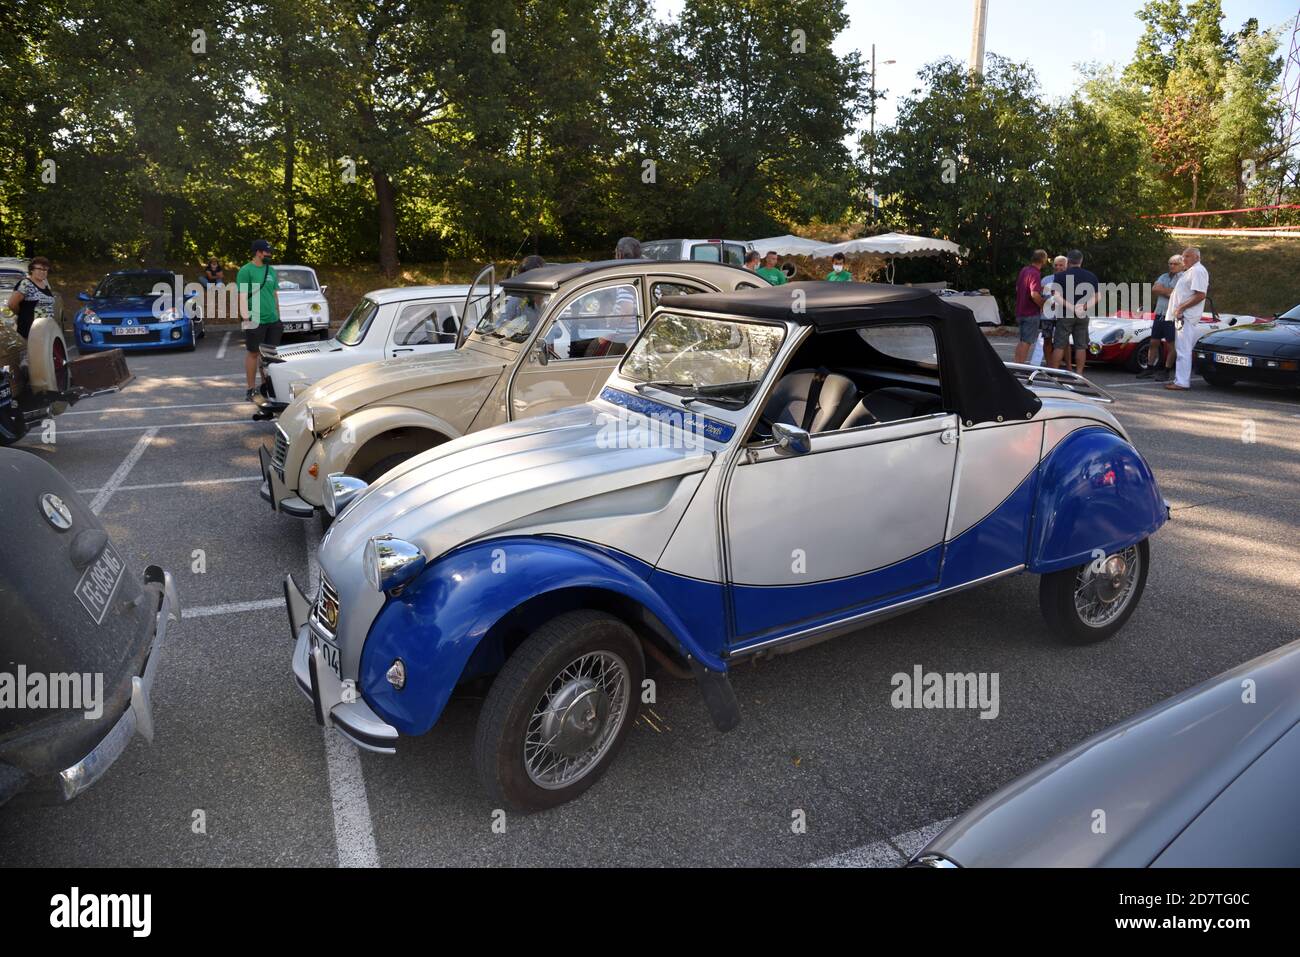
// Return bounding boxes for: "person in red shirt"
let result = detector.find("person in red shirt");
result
[1013,250,1048,364]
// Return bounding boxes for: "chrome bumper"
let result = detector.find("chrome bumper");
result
[58,567,180,801]
[285,574,398,754]
[258,443,314,518]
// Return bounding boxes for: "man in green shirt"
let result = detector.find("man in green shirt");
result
[826,252,851,282]
[755,251,787,285]
[237,239,282,402]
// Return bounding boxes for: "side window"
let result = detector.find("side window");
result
[392,300,461,346]
[857,325,940,367]
[722,244,745,266]
[651,280,706,306]
[689,244,722,262]
[543,283,642,360]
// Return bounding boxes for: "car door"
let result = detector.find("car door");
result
[724,324,959,645]
[386,298,461,358]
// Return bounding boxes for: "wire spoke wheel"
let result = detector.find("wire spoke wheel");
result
[523,650,630,790]
[1072,545,1141,628]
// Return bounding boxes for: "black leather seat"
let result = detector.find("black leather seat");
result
[842,386,942,427]
[763,369,860,433]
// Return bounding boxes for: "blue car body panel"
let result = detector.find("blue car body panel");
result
[1028,427,1166,574]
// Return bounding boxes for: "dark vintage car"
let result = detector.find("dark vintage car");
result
[910,639,1300,867]
[1194,302,1300,389]
[0,448,178,805]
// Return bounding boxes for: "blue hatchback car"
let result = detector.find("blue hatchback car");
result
[74,269,205,352]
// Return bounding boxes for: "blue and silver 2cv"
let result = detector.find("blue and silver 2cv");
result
[284,282,1168,811]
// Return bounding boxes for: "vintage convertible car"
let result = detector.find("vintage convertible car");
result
[259,259,767,519]
[910,639,1300,867]
[1086,303,1263,372]
[258,283,475,412]
[284,283,1167,811]
[0,448,178,805]
[1194,301,1300,390]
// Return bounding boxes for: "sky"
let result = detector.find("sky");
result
[654,0,1298,126]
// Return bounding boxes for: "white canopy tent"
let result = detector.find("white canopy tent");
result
[747,234,828,257]
[811,232,968,259]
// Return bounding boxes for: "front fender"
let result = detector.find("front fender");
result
[1029,427,1166,575]
[358,536,724,736]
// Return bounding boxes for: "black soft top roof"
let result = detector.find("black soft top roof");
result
[659,281,1042,426]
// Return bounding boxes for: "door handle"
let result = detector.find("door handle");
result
[940,428,958,445]
[391,348,414,354]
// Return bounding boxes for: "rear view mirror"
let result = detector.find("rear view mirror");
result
[772,422,811,456]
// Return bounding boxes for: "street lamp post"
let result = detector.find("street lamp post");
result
[868,44,896,223]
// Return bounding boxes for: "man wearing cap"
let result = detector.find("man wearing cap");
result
[237,239,282,402]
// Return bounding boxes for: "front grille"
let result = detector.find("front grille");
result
[271,426,289,480]
[312,575,340,636]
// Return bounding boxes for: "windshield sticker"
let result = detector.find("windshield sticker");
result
[599,388,736,444]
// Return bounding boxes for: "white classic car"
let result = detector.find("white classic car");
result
[272,264,331,339]
[259,284,475,411]
[283,282,1168,811]
[1087,303,1265,372]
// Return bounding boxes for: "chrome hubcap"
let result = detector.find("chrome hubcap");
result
[1074,546,1140,627]
[525,651,629,790]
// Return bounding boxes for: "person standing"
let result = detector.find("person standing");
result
[826,252,852,282]
[614,237,642,259]
[6,256,55,339]
[1034,255,1068,366]
[237,239,282,402]
[756,251,787,285]
[1013,250,1048,364]
[1140,254,1183,381]
[1050,249,1099,375]
[744,250,760,272]
[1166,246,1209,391]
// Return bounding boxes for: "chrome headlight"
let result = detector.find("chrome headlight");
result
[81,309,101,324]
[324,472,368,517]
[363,535,427,593]
[308,402,340,435]
[310,303,321,313]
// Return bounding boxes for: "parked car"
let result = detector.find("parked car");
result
[1087,300,1263,372]
[641,238,753,266]
[0,447,178,805]
[1194,301,1300,390]
[0,257,27,295]
[910,639,1300,867]
[74,269,203,352]
[283,282,1167,811]
[271,264,331,340]
[259,259,768,519]
[257,284,476,412]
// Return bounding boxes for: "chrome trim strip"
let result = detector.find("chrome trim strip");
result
[727,564,1026,658]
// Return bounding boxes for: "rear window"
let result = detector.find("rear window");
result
[858,325,939,367]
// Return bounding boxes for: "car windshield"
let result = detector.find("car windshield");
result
[95,274,171,298]
[469,291,552,345]
[620,312,786,407]
[336,297,379,346]
[275,268,318,292]
[1278,304,1300,321]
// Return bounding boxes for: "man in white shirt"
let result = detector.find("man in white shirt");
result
[1166,246,1209,390]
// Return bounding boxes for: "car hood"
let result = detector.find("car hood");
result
[277,289,324,305]
[919,640,1300,867]
[322,403,714,568]
[283,347,507,433]
[1200,319,1300,356]
[84,296,161,318]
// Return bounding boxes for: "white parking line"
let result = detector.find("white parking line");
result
[89,427,157,515]
[216,331,231,360]
[182,598,286,619]
[809,816,954,868]
[63,401,246,416]
[77,475,261,495]
[305,520,381,868]
[60,418,256,434]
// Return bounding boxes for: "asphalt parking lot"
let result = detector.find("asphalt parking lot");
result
[2,328,1298,867]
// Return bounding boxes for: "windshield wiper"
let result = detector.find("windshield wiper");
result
[634,379,697,394]
[681,395,746,409]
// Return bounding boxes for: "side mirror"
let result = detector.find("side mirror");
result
[772,422,811,456]
[533,341,550,366]
[78,292,91,302]
[320,285,329,294]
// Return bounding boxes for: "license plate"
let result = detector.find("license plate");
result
[316,636,342,678]
[114,326,149,336]
[75,543,126,624]
[1215,353,1251,367]
[285,322,306,331]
